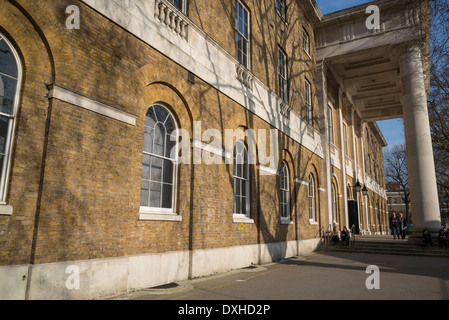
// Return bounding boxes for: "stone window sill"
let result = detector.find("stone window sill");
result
[0,204,13,216]
[139,212,182,222]
[233,214,254,224]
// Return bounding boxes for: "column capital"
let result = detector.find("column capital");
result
[399,43,422,61]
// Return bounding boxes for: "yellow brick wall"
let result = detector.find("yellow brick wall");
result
[0,0,326,266]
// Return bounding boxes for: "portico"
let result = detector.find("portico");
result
[316,0,440,236]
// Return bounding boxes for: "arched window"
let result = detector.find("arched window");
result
[140,104,177,213]
[279,161,290,220]
[233,140,249,217]
[308,173,316,222]
[0,34,21,203]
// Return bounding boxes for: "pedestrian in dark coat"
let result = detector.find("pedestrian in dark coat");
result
[391,212,400,240]
[399,213,407,240]
[423,229,433,247]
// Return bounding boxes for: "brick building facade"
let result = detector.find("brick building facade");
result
[0,0,391,299]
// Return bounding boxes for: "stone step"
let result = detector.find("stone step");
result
[320,241,449,257]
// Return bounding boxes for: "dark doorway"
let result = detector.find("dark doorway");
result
[348,200,360,234]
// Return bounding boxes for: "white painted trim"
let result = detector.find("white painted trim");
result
[232,214,254,224]
[280,217,294,225]
[139,212,182,222]
[258,165,278,176]
[47,85,138,126]
[318,187,326,192]
[295,178,309,186]
[192,139,231,159]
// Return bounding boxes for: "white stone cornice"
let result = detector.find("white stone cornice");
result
[46,84,138,126]
[192,139,231,160]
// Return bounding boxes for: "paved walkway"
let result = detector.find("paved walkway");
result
[112,251,449,301]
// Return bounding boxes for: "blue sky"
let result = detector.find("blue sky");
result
[316,0,405,150]
[316,0,373,15]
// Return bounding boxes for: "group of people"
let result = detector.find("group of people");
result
[328,212,449,250]
[330,226,351,246]
[422,226,449,248]
[390,212,407,240]
[391,212,449,248]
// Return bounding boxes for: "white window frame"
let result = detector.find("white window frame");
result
[303,28,310,56]
[235,0,250,70]
[308,173,316,223]
[0,34,22,211]
[305,79,312,124]
[233,140,250,219]
[139,104,179,221]
[279,161,290,222]
[278,47,288,104]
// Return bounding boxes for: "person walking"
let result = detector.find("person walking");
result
[391,212,400,240]
[399,213,407,240]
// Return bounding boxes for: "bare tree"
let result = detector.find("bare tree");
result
[384,144,411,222]
[427,0,449,216]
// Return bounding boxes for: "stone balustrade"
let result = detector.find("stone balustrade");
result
[154,0,189,41]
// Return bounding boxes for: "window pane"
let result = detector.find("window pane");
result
[235,1,249,68]
[303,30,309,54]
[154,105,169,123]
[166,134,176,159]
[242,161,248,179]
[0,75,17,115]
[163,159,174,184]
[241,180,247,198]
[150,156,163,182]
[145,106,157,128]
[141,154,151,180]
[162,184,173,209]
[0,116,9,154]
[140,180,150,207]
[237,196,243,215]
[234,178,241,196]
[150,182,162,208]
[0,39,18,79]
[143,127,154,154]
[233,195,239,214]
[153,123,166,156]
[165,115,175,136]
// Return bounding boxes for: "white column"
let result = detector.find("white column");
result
[400,45,441,235]
[317,61,332,231]
[338,89,349,227]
